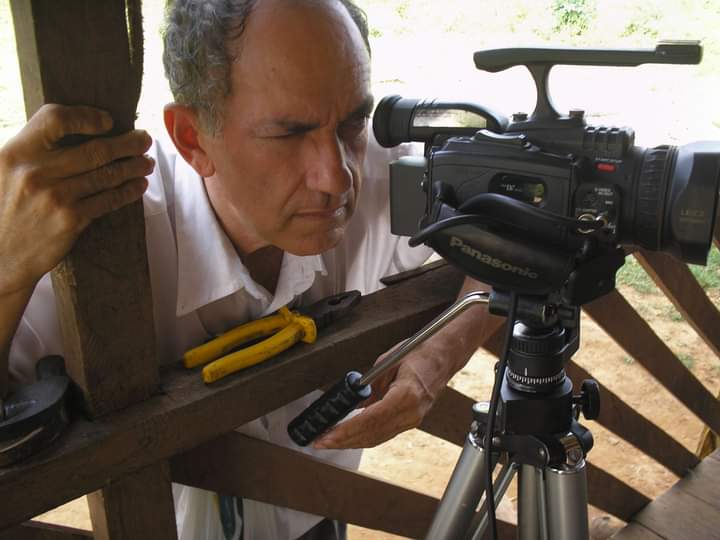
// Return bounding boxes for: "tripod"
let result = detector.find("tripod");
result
[288,289,601,539]
[426,291,599,540]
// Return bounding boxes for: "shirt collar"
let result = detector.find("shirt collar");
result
[172,158,326,317]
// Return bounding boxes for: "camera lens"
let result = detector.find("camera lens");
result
[634,142,720,264]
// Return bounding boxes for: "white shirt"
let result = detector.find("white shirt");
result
[9,133,431,540]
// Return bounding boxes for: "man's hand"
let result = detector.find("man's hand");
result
[312,276,503,450]
[312,341,448,449]
[0,104,154,296]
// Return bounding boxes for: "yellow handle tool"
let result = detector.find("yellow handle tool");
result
[183,307,317,384]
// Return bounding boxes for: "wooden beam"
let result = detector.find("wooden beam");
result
[616,451,720,539]
[419,385,475,446]
[0,264,465,530]
[10,0,155,419]
[171,432,518,540]
[586,463,651,521]
[635,250,720,359]
[566,362,698,477]
[584,290,720,435]
[676,450,720,511]
[172,433,439,538]
[87,463,175,540]
[613,523,665,540]
[617,451,720,540]
[0,522,92,540]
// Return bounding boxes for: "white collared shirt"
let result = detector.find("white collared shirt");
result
[9,132,432,540]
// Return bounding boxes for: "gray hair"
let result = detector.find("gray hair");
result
[162,0,370,134]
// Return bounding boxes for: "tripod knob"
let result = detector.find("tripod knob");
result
[575,379,601,420]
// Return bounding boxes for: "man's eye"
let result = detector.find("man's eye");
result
[271,131,302,139]
[340,117,368,137]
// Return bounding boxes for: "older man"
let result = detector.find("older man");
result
[0,0,500,538]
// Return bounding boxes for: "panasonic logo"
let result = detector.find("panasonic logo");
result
[449,236,539,279]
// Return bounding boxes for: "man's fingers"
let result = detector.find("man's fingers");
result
[34,104,113,149]
[67,155,154,200]
[314,386,417,449]
[51,129,152,178]
[75,177,148,221]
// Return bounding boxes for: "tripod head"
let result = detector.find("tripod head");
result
[476,290,599,471]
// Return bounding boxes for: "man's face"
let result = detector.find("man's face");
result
[200,0,373,257]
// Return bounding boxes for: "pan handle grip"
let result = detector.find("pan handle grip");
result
[287,371,371,447]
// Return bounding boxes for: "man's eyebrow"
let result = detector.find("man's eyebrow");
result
[270,118,321,134]
[265,96,375,133]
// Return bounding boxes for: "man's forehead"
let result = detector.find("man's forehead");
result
[227,0,370,114]
[240,0,358,43]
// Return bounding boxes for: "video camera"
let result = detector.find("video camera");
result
[373,41,719,307]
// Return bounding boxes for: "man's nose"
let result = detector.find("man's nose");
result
[305,133,353,196]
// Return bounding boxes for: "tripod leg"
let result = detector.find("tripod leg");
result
[425,435,496,540]
[518,465,547,540]
[468,462,517,540]
[544,459,589,540]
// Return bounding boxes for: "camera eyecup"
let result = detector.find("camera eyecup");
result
[372,95,408,148]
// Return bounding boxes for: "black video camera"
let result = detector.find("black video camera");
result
[373,41,719,306]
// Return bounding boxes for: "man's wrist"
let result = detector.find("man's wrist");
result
[0,267,40,299]
[0,283,35,398]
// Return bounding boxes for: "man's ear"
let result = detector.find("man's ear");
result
[163,104,215,177]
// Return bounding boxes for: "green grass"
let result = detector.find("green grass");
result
[677,352,697,370]
[690,246,720,289]
[664,305,685,322]
[616,256,659,294]
[618,246,720,295]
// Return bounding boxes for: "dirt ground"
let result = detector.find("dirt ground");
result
[35,284,719,539]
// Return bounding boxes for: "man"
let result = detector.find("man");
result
[0,0,501,538]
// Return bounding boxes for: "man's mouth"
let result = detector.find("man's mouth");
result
[296,205,347,220]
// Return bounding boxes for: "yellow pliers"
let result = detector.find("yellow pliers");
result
[184,290,361,383]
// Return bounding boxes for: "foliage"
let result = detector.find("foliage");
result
[621,5,661,39]
[552,0,596,35]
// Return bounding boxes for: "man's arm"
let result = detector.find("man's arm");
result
[0,105,153,395]
[313,275,504,449]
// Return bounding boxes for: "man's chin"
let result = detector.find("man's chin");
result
[283,229,346,256]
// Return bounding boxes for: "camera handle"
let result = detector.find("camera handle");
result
[473,41,702,123]
[287,291,491,447]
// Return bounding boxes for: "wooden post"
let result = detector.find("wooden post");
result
[10,1,176,538]
[10,0,157,418]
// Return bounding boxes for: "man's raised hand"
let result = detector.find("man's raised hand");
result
[0,104,153,296]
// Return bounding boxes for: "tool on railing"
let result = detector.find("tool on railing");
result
[287,291,491,446]
[0,355,71,466]
[184,291,362,384]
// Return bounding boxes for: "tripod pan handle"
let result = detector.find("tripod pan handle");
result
[287,371,371,446]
